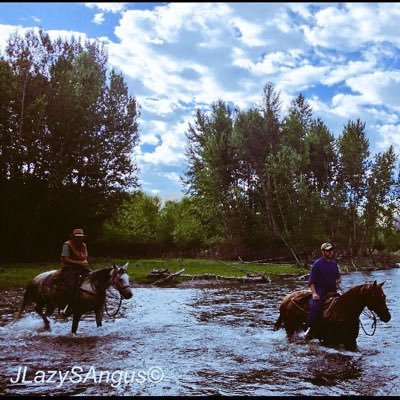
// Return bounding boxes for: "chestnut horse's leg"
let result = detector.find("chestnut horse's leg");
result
[273,314,283,331]
[344,339,358,351]
[71,312,82,334]
[95,306,104,328]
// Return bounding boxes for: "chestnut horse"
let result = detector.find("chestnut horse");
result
[273,281,391,350]
[15,263,133,334]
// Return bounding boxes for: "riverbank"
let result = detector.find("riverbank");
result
[0,258,309,289]
[1,256,399,289]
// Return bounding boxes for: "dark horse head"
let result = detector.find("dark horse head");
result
[362,280,391,323]
[15,262,133,334]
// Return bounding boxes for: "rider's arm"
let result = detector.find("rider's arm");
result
[308,261,320,300]
[309,283,320,300]
[61,256,88,267]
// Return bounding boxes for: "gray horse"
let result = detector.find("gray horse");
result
[15,263,132,333]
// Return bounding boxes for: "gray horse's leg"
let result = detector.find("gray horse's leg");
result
[34,304,51,331]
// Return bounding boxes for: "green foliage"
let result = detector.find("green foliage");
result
[183,84,400,261]
[103,192,161,245]
[0,29,140,261]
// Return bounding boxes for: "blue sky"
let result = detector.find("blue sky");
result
[1,2,400,202]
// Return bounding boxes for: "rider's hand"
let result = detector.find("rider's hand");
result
[81,261,89,267]
[312,293,320,300]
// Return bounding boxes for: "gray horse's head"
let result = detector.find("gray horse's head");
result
[111,263,132,299]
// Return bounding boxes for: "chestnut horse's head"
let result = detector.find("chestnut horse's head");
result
[364,281,391,323]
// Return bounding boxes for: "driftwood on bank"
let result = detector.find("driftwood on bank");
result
[148,269,271,285]
[150,269,185,285]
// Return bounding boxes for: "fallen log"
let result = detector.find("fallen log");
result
[152,268,185,285]
[147,269,271,284]
[171,272,270,283]
[147,268,171,278]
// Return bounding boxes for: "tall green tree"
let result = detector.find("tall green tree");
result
[336,119,370,255]
[184,100,242,252]
[361,146,398,253]
[0,29,140,260]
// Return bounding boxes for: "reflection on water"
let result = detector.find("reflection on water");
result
[0,269,399,396]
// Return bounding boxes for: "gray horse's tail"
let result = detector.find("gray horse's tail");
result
[14,281,35,321]
[273,314,283,331]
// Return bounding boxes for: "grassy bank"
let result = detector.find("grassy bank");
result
[0,258,309,289]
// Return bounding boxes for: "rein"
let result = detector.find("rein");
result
[105,288,123,318]
[290,298,308,313]
[359,309,377,336]
[105,271,130,318]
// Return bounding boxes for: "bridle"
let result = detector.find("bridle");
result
[79,267,130,296]
[110,268,131,291]
[105,268,130,318]
[359,284,382,336]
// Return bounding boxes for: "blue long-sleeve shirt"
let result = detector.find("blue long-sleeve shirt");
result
[308,256,340,297]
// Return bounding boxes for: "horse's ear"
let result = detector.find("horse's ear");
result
[379,281,385,287]
[123,262,129,270]
[113,264,118,269]
[373,280,377,287]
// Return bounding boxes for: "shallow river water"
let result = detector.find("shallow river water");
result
[0,268,399,396]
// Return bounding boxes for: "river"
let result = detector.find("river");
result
[0,268,399,396]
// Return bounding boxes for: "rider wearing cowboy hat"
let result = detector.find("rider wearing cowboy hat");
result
[60,228,90,316]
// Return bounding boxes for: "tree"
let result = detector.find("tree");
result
[184,100,240,253]
[361,146,398,253]
[336,119,370,256]
[0,29,140,260]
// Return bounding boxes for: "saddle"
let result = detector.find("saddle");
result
[290,290,340,319]
[322,292,340,319]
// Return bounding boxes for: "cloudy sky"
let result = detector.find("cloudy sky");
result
[1,2,400,201]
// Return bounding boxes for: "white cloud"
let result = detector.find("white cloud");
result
[331,94,364,118]
[160,172,182,186]
[279,64,330,91]
[85,2,126,14]
[138,118,189,167]
[322,59,376,86]
[93,13,105,25]
[302,3,400,50]
[230,17,266,47]
[376,124,400,153]
[346,71,400,108]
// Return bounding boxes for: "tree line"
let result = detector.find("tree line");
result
[183,84,400,262]
[1,30,399,263]
[102,84,400,263]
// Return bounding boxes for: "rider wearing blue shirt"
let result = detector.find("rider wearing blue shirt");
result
[305,242,340,339]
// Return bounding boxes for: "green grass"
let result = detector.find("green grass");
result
[0,258,309,289]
